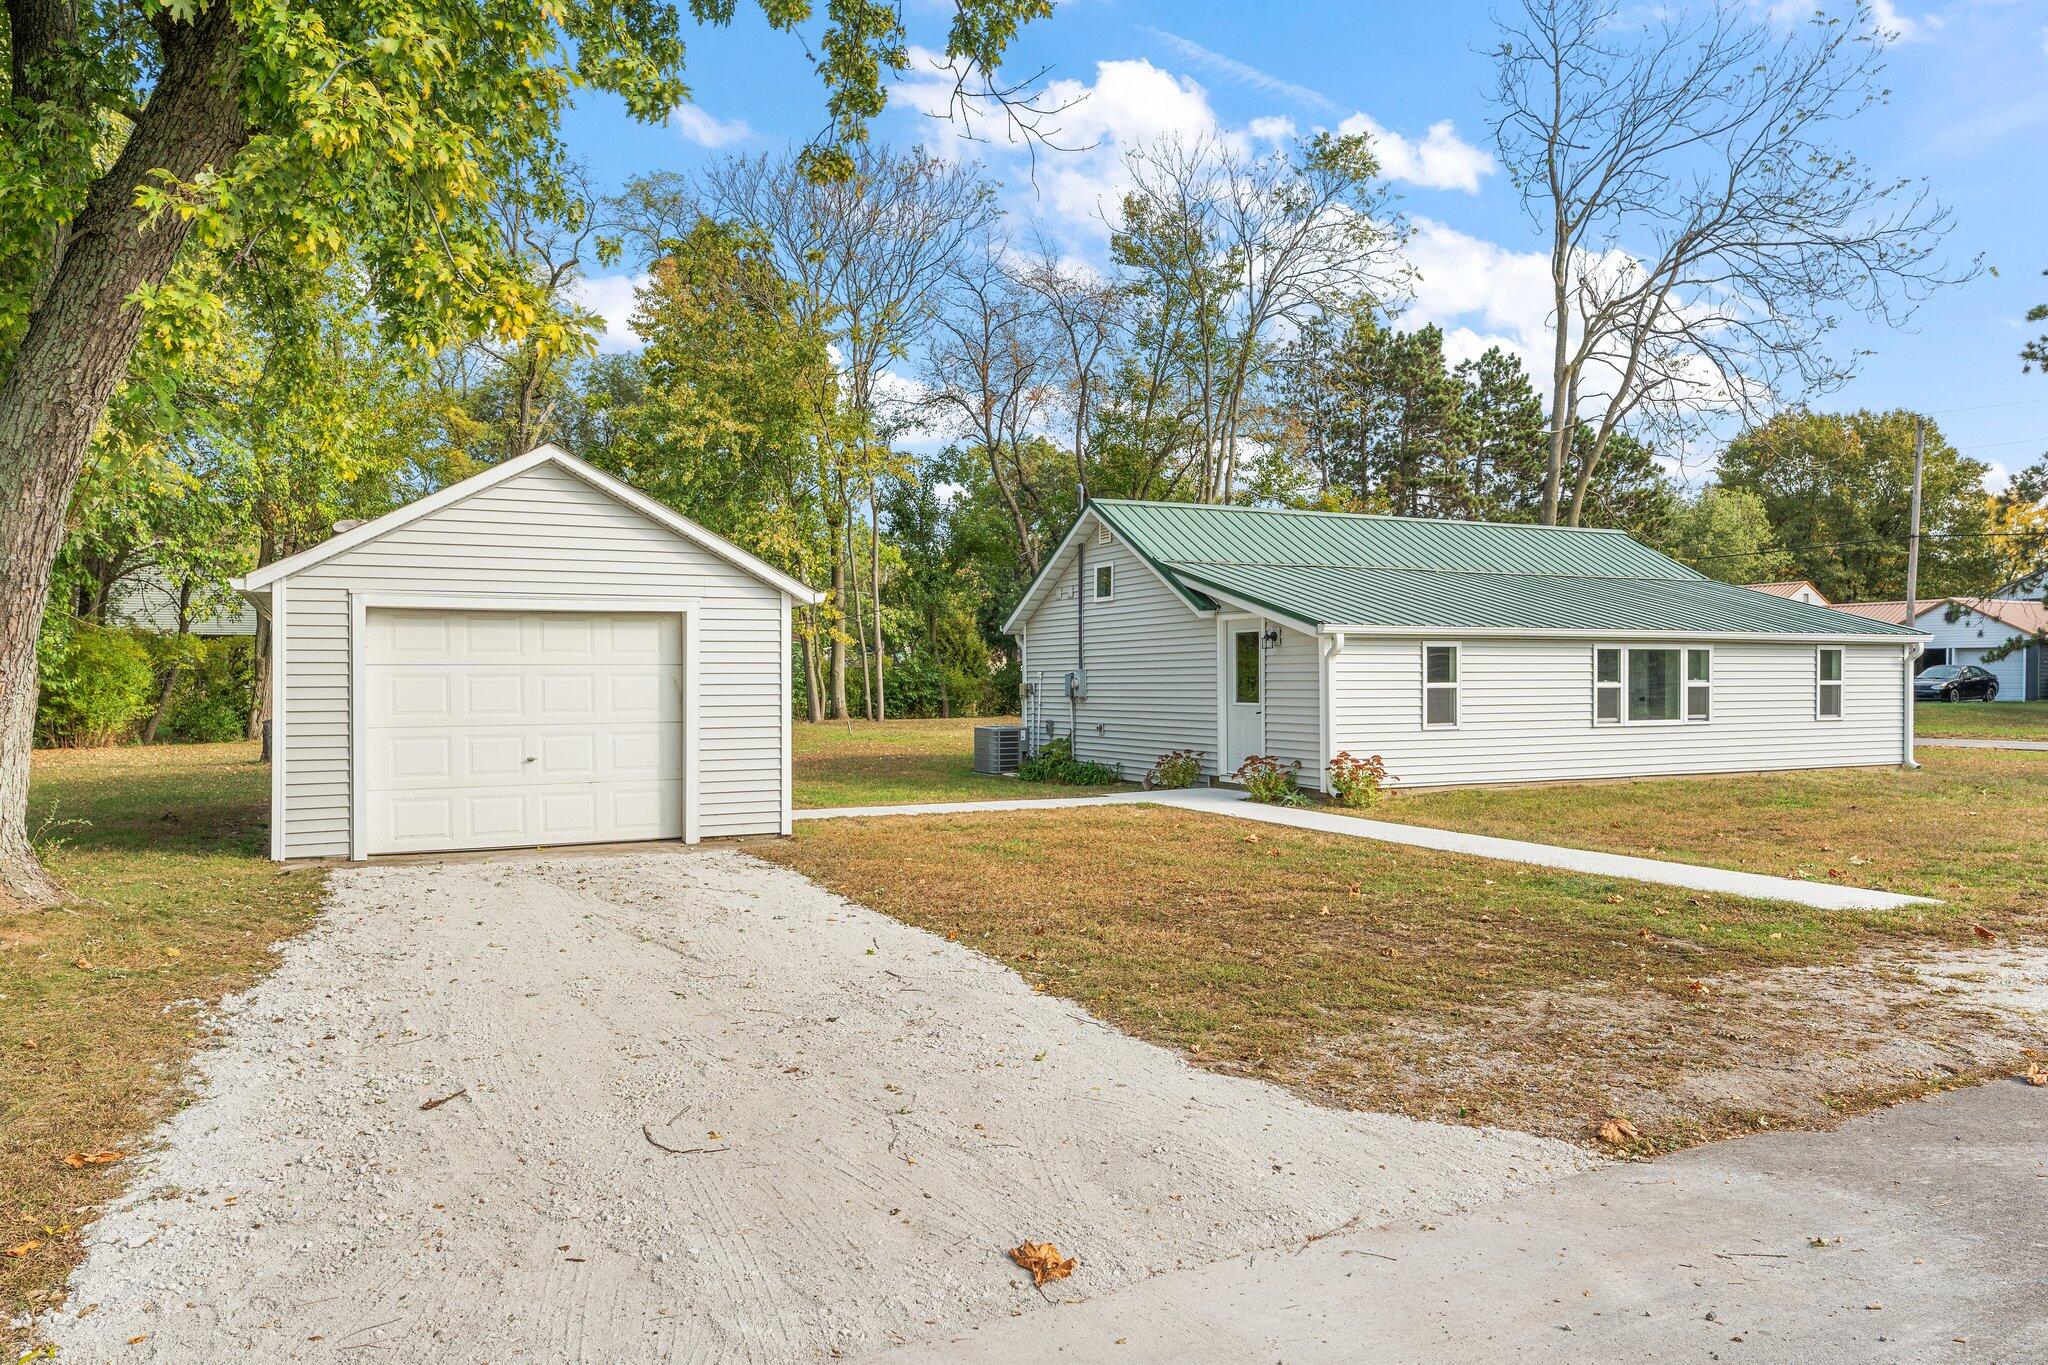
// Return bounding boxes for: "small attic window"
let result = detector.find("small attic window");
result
[1093,563,1115,600]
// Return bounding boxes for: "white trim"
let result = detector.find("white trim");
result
[344,593,702,861]
[1619,644,1687,727]
[1421,641,1460,730]
[1318,632,1345,795]
[268,578,287,861]
[779,594,793,836]
[1685,644,1713,723]
[1092,562,1115,602]
[1217,613,1268,777]
[235,444,822,605]
[1816,645,1846,721]
[1320,623,1922,645]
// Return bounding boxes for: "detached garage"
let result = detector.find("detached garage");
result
[235,444,821,861]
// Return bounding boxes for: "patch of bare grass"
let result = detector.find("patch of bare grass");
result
[760,806,2022,1154]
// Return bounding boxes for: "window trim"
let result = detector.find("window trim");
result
[1684,645,1712,724]
[1421,641,1461,730]
[1092,562,1114,601]
[1592,646,1623,726]
[1816,645,1845,721]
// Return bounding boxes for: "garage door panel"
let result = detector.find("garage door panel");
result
[364,608,685,854]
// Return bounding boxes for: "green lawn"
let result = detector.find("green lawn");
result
[1915,699,2048,740]
[5,744,326,1350]
[793,716,1128,807]
[1367,746,2048,920]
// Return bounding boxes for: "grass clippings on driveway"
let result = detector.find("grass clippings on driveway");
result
[1915,699,2048,740]
[794,716,1127,808]
[759,805,2025,1153]
[2,742,324,1352]
[1367,746,2048,919]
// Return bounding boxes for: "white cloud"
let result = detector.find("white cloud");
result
[1141,28,1341,113]
[1336,113,1495,193]
[1400,218,1556,377]
[565,272,648,354]
[1247,115,1298,143]
[1766,0,1935,43]
[893,50,1226,226]
[669,103,751,148]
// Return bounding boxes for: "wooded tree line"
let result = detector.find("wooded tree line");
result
[0,0,2032,905]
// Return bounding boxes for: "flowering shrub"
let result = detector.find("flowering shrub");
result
[1326,751,1392,808]
[1233,754,1305,806]
[1145,749,1204,789]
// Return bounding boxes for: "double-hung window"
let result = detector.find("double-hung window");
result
[1423,643,1459,728]
[1593,647,1623,724]
[1817,647,1844,719]
[1684,648,1711,721]
[1596,645,1711,724]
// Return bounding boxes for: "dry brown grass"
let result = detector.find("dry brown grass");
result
[759,804,2018,1153]
[2,743,325,1351]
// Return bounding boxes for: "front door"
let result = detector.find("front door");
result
[1225,623,1265,776]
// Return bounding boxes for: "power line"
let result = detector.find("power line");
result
[1686,528,2048,563]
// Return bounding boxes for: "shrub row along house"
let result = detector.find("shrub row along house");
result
[1006,500,1925,793]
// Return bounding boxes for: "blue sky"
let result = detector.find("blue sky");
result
[559,0,2048,489]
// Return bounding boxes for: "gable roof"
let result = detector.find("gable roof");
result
[1835,597,2048,636]
[236,444,822,604]
[1744,579,1829,604]
[1006,499,1920,640]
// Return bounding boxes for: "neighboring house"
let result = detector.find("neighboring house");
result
[106,567,260,637]
[1005,500,1924,793]
[1744,579,1831,607]
[1833,598,2047,702]
[235,444,822,862]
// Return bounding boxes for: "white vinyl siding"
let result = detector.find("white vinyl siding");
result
[1331,636,1906,789]
[1261,623,1321,782]
[277,460,788,857]
[1016,527,1219,779]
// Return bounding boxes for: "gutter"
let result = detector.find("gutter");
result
[1319,631,1347,796]
[1314,624,1928,645]
[1902,641,1923,769]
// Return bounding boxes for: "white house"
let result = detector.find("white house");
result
[1744,579,1830,607]
[235,444,821,862]
[1005,500,1925,793]
[107,567,260,636]
[1834,597,2046,702]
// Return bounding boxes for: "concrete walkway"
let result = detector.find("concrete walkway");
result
[800,787,1930,913]
[870,1079,2048,1364]
[1919,736,2048,752]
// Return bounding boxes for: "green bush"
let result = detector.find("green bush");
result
[36,622,155,747]
[157,637,255,743]
[1018,736,1120,786]
[1233,754,1306,806]
[1145,748,1204,789]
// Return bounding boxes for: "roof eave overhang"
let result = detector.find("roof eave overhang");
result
[1001,504,1214,636]
[1316,624,1928,643]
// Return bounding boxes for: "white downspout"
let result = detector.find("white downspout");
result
[1320,631,1347,794]
[1902,641,1923,769]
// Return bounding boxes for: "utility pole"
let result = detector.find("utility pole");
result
[1903,418,1926,626]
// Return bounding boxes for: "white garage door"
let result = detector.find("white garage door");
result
[364,609,684,855]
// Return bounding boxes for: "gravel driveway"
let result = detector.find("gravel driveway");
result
[46,848,1581,1362]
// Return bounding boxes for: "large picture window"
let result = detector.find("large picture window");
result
[1627,647,1682,722]
[1817,647,1844,719]
[1423,643,1460,728]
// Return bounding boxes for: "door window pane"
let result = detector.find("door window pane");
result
[1627,648,1681,721]
[1234,631,1260,704]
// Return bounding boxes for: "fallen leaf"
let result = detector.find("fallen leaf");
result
[5,1241,39,1258]
[2025,1063,2047,1087]
[1971,924,1998,942]
[73,957,93,971]
[1382,946,1402,960]
[1009,1240,1076,1286]
[1686,980,1709,994]
[1605,895,1626,905]
[1240,833,1261,843]
[1596,1117,1640,1147]
[129,1335,147,1345]
[60,1151,125,1169]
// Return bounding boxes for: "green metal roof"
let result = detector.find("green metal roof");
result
[1008,499,1922,640]
[1173,561,1922,637]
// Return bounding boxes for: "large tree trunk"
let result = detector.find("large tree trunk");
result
[0,6,248,908]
